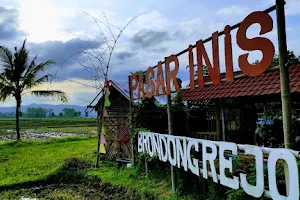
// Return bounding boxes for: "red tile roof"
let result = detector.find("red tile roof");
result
[183,64,300,101]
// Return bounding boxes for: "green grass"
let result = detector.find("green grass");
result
[0,137,96,187]
[89,165,172,199]
[0,137,189,200]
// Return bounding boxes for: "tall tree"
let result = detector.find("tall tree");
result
[0,39,67,140]
[62,108,79,118]
[48,108,55,118]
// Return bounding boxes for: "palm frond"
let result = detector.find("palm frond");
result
[24,74,48,89]
[33,74,49,85]
[13,39,29,77]
[0,73,12,86]
[23,55,37,78]
[30,90,68,103]
[32,60,55,74]
[21,60,54,90]
[0,82,15,101]
[0,46,14,70]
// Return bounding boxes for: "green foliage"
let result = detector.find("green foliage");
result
[23,107,48,118]
[253,50,300,68]
[62,108,82,118]
[172,91,187,136]
[0,136,189,199]
[270,50,300,67]
[0,112,15,118]
[133,97,168,135]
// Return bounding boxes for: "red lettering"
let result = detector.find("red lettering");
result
[145,67,155,98]
[224,25,234,82]
[129,74,138,99]
[237,11,275,76]
[188,45,195,89]
[196,31,220,86]
[155,61,167,96]
[165,55,180,94]
[137,72,145,100]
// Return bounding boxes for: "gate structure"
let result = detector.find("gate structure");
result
[127,1,299,198]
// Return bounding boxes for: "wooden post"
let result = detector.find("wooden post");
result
[186,101,190,136]
[276,0,293,149]
[276,0,292,195]
[145,157,148,178]
[167,94,176,193]
[96,107,102,168]
[221,108,226,141]
[215,99,221,141]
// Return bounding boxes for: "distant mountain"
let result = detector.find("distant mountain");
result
[0,103,97,117]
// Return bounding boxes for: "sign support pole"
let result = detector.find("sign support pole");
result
[276,0,293,149]
[167,94,176,193]
[276,0,292,195]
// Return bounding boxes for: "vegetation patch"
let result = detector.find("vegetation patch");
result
[0,137,188,200]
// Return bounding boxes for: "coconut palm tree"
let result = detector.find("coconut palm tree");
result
[0,39,67,140]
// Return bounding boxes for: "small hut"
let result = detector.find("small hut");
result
[94,80,170,161]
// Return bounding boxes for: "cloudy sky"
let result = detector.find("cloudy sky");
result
[0,0,300,107]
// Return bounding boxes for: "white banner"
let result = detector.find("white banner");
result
[138,132,300,200]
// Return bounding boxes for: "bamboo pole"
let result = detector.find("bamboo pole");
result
[276,0,293,149]
[128,76,136,166]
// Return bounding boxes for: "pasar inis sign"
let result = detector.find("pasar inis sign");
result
[138,132,300,200]
[129,11,275,100]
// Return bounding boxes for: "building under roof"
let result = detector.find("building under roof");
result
[182,64,300,145]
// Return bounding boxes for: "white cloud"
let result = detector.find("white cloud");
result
[217,5,250,16]
[286,0,300,15]
[18,0,75,43]
[125,10,170,37]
